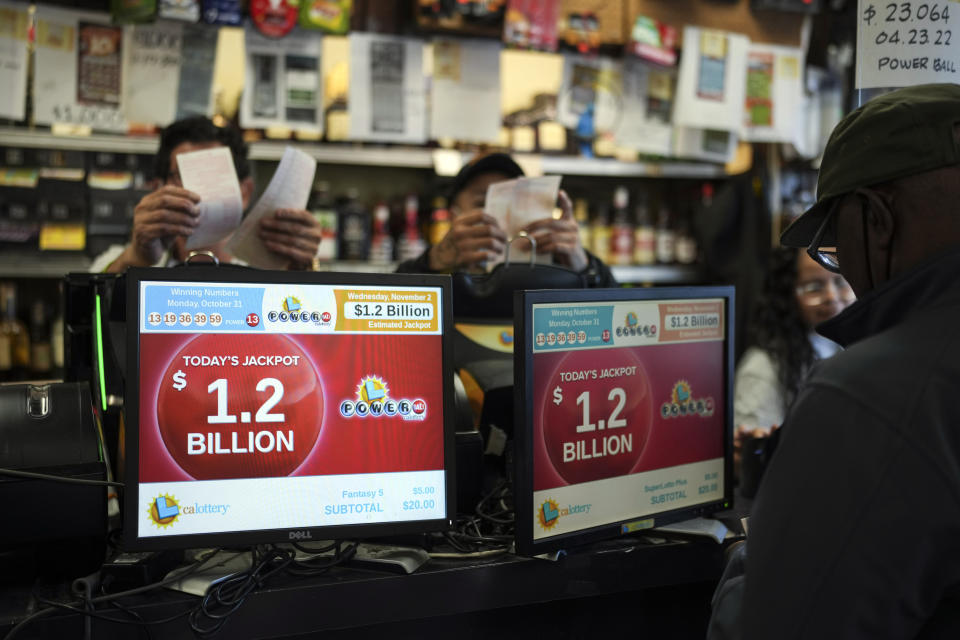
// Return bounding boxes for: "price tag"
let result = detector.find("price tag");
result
[857,0,960,88]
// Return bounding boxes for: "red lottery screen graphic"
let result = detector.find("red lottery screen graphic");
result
[156,334,322,479]
[140,332,445,482]
[532,340,724,491]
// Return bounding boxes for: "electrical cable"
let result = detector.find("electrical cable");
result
[3,549,223,640]
[0,467,124,487]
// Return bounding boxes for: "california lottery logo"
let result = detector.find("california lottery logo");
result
[660,380,715,419]
[537,498,591,530]
[537,498,560,530]
[267,295,328,325]
[148,494,180,529]
[339,375,426,421]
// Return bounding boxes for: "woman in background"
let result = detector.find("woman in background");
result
[734,247,855,466]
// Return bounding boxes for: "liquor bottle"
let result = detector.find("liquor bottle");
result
[29,299,52,376]
[0,283,29,380]
[308,180,338,262]
[675,205,698,265]
[428,196,451,246]
[655,200,676,265]
[573,198,591,254]
[397,194,427,262]
[369,201,394,265]
[589,204,611,264]
[337,189,371,261]
[633,190,656,265]
[610,186,633,266]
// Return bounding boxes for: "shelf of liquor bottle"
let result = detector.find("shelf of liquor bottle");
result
[0,253,91,278]
[609,264,702,284]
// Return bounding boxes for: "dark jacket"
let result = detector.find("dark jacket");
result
[737,247,960,639]
[395,248,617,288]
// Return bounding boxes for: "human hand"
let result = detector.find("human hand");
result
[257,208,323,270]
[128,185,201,266]
[428,209,507,272]
[521,189,588,272]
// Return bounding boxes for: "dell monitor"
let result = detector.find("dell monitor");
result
[513,286,734,556]
[123,267,455,550]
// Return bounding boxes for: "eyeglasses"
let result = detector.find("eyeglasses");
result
[806,201,841,274]
[795,275,854,306]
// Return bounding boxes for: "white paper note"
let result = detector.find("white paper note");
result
[856,0,960,89]
[33,5,127,132]
[348,33,427,144]
[0,3,28,121]
[557,54,623,133]
[176,147,244,250]
[226,146,317,270]
[673,126,739,164]
[241,26,324,132]
[485,175,562,267]
[430,38,501,143]
[742,44,804,143]
[122,22,183,126]
[674,26,749,134]
[614,60,675,157]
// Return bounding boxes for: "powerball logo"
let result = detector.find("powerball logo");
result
[537,498,592,531]
[339,375,427,421]
[660,380,715,419]
[267,295,332,325]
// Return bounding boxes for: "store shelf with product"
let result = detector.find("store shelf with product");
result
[1,128,731,178]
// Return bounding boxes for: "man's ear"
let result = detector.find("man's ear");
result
[240,176,255,210]
[854,187,895,286]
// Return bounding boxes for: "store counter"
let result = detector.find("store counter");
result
[0,536,726,639]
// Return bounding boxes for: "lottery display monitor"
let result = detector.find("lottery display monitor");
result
[123,267,456,550]
[513,286,735,556]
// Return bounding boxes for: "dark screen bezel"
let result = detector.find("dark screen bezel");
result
[513,286,735,557]
[123,267,456,551]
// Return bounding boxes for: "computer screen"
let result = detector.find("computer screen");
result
[513,286,734,556]
[123,267,455,550]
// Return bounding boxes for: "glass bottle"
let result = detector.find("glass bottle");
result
[655,201,676,265]
[589,203,611,264]
[632,190,655,266]
[428,196,451,246]
[369,201,394,265]
[397,194,427,262]
[610,186,634,266]
[574,197,592,252]
[0,283,29,380]
[309,180,338,262]
[337,188,371,262]
[29,299,52,376]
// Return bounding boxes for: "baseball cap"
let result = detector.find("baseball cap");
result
[781,83,960,248]
[447,153,524,204]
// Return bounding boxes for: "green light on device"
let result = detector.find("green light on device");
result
[95,293,107,412]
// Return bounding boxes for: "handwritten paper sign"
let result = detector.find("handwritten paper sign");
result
[856,0,960,88]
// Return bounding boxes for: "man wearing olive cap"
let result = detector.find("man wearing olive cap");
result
[729,83,960,638]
